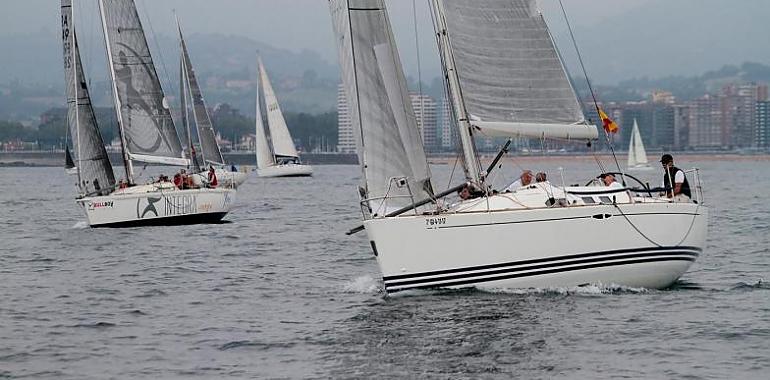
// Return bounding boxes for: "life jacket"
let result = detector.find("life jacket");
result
[663,166,691,198]
[208,171,218,187]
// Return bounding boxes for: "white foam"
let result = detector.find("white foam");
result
[483,283,649,296]
[343,275,382,294]
[71,221,88,229]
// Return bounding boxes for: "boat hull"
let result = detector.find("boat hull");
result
[257,164,313,178]
[77,185,236,228]
[364,201,708,292]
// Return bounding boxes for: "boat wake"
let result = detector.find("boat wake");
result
[482,283,650,296]
[342,275,382,294]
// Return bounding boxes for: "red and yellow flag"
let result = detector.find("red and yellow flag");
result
[598,108,618,134]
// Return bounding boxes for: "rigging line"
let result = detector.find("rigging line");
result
[140,0,177,98]
[412,0,425,144]
[557,0,623,176]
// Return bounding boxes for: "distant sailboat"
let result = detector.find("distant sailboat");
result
[254,57,313,177]
[627,119,652,170]
[176,19,248,188]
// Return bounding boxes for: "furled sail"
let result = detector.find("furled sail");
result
[62,0,115,195]
[628,119,648,167]
[330,0,434,212]
[254,64,274,169]
[179,27,225,166]
[439,0,597,140]
[99,0,188,166]
[258,58,299,160]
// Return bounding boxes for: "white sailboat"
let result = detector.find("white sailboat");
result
[175,20,248,188]
[627,119,652,170]
[330,0,707,293]
[61,0,235,227]
[254,57,313,177]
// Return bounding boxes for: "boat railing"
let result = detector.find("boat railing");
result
[685,168,704,204]
[358,176,421,220]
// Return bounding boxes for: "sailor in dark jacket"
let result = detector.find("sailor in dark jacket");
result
[660,154,691,202]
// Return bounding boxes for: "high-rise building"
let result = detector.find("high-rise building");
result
[757,100,770,148]
[410,93,438,152]
[336,84,356,153]
[688,94,723,149]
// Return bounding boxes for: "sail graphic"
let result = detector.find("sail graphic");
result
[437,0,596,140]
[99,0,187,166]
[62,0,115,195]
[330,0,434,210]
[179,26,225,166]
[258,58,299,160]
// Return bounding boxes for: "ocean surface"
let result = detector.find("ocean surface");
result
[1,158,768,379]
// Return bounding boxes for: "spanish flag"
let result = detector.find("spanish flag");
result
[598,107,618,134]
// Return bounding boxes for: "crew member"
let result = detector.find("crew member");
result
[208,166,218,188]
[660,154,691,202]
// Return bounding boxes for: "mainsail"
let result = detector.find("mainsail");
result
[254,65,275,169]
[437,0,597,140]
[179,26,225,166]
[628,119,649,167]
[99,0,187,167]
[258,58,299,160]
[330,0,434,211]
[62,0,115,195]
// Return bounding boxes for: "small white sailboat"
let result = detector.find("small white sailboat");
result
[627,119,652,170]
[61,0,235,227]
[330,0,707,293]
[254,57,313,177]
[176,20,248,188]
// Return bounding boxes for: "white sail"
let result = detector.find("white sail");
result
[99,0,188,169]
[330,0,434,211]
[258,58,299,159]
[254,62,274,169]
[633,120,649,165]
[62,0,115,195]
[628,119,649,167]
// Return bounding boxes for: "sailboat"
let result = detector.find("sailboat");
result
[254,57,313,177]
[627,119,652,170]
[330,0,707,293]
[61,0,235,227]
[176,20,248,188]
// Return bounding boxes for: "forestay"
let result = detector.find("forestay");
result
[180,29,225,166]
[62,0,115,195]
[440,0,596,140]
[330,0,434,213]
[100,0,187,166]
[258,59,299,159]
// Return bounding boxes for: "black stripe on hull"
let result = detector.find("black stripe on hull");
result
[383,248,700,292]
[90,212,228,228]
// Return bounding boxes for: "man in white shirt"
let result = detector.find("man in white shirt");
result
[601,173,624,189]
[504,170,533,192]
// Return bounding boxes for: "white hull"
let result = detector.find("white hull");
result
[256,164,313,178]
[191,168,248,188]
[364,198,707,292]
[77,183,236,227]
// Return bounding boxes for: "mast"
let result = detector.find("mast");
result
[430,0,481,185]
[98,0,132,183]
[177,16,199,170]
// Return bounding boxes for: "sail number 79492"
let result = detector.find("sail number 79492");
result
[425,217,446,227]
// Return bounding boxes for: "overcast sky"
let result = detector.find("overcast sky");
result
[2,0,769,84]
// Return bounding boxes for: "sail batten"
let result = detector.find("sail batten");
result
[100,0,187,167]
[330,0,433,211]
[62,0,115,195]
